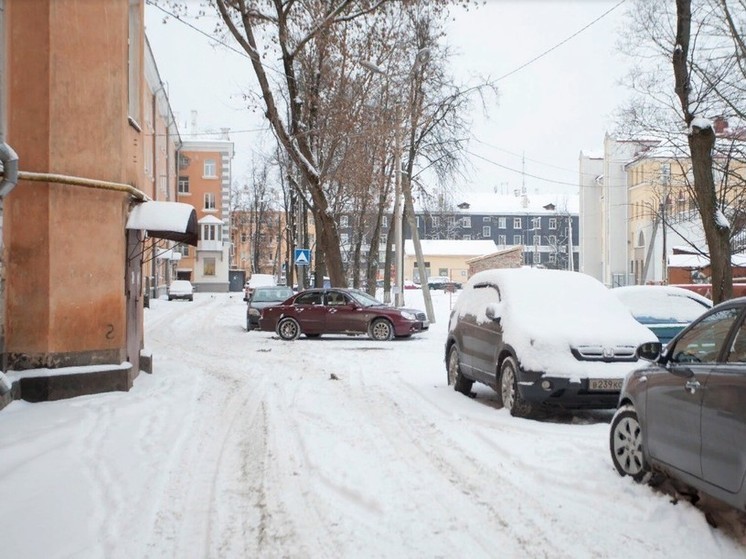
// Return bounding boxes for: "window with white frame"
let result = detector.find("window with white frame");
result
[202,224,220,241]
[447,216,456,227]
[513,235,522,245]
[533,235,541,245]
[178,245,190,257]
[178,176,189,194]
[432,216,440,228]
[204,159,217,177]
[513,217,521,228]
[463,234,471,240]
[340,215,349,228]
[483,226,491,237]
[533,251,541,264]
[498,217,506,229]
[549,253,556,264]
[498,234,506,245]
[462,216,471,228]
[204,192,216,210]
[549,218,557,230]
[483,216,490,222]
[340,233,349,244]
[549,235,556,246]
[382,215,388,228]
[379,235,387,248]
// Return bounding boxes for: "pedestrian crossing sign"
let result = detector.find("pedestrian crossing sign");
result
[294,249,311,266]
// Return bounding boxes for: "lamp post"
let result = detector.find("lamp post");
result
[393,107,405,307]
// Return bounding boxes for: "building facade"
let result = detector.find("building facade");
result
[175,135,234,292]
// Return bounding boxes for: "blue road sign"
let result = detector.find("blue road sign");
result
[294,248,311,266]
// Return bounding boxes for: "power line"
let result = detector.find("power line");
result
[494,0,627,83]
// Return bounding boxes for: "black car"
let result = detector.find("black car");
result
[246,286,294,331]
[610,296,746,512]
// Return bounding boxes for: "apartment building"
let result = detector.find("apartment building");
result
[0,0,193,408]
[175,129,234,292]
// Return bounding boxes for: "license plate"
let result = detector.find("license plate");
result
[588,378,623,391]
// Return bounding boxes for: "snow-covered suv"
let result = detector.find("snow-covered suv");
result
[445,268,659,418]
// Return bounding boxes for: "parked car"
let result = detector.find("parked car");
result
[258,287,428,341]
[243,274,277,301]
[428,276,462,290]
[167,280,194,301]
[445,268,658,417]
[612,285,712,345]
[610,297,746,512]
[246,286,294,331]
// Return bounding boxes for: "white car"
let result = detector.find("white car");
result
[167,280,194,301]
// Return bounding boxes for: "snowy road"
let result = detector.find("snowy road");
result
[1,291,746,558]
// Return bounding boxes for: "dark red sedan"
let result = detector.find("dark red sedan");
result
[258,288,428,341]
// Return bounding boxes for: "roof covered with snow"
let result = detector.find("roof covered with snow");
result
[419,192,579,215]
[404,239,497,256]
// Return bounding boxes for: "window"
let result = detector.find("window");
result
[178,245,190,257]
[483,226,491,237]
[513,235,522,245]
[432,216,440,228]
[447,216,456,227]
[672,308,740,364]
[498,217,506,229]
[533,235,541,245]
[340,233,349,244]
[548,235,556,246]
[513,217,521,228]
[463,234,471,240]
[204,193,216,210]
[203,257,216,276]
[549,218,557,230]
[379,235,387,248]
[549,253,556,264]
[533,217,541,229]
[340,215,349,228]
[462,217,471,228]
[498,234,506,245]
[533,251,541,264]
[204,159,217,177]
[483,216,490,222]
[382,216,388,228]
[202,224,220,241]
[296,291,323,305]
[178,176,189,194]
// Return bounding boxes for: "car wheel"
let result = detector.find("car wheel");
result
[276,317,301,341]
[447,346,473,395]
[168,296,173,301]
[609,404,649,481]
[368,318,393,341]
[499,356,533,418]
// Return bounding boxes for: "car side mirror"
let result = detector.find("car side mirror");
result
[485,305,501,324]
[637,342,662,362]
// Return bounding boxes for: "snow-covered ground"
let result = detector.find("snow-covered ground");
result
[1,288,745,558]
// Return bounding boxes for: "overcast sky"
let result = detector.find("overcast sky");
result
[145,0,630,197]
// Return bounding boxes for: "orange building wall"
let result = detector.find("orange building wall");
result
[4,0,142,365]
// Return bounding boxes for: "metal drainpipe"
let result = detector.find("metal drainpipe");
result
[0,142,19,197]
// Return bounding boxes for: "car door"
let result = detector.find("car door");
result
[292,291,327,333]
[324,290,364,334]
[462,282,503,384]
[646,307,740,478]
[700,310,746,493]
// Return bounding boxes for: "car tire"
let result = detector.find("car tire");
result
[609,404,650,481]
[369,318,393,341]
[277,317,301,341]
[447,346,473,395]
[499,356,534,418]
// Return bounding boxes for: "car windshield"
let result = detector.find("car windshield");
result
[616,289,711,324]
[348,289,386,307]
[252,288,293,303]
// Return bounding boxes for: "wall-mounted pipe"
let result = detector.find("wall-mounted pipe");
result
[0,167,150,201]
[0,143,18,197]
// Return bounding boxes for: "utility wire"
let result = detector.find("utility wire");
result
[494,0,627,83]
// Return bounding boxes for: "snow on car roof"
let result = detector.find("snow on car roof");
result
[453,268,658,378]
[611,285,712,324]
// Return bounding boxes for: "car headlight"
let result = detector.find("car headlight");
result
[400,310,416,320]
[249,308,261,317]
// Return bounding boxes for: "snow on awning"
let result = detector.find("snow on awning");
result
[126,201,198,246]
[156,248,182,261]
